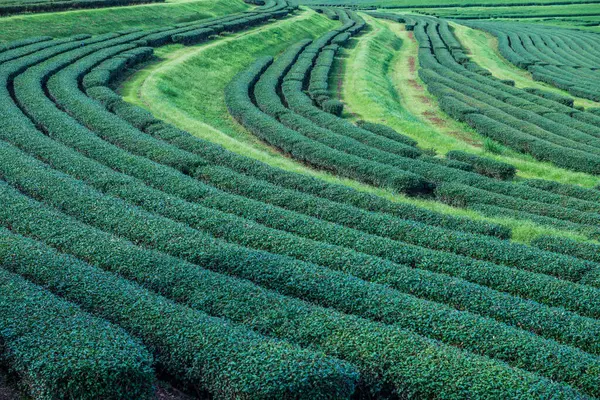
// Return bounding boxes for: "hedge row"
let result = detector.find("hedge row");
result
[12,66,600,380]
[0,35,52,53]
[0,156,593,399]
[524,87,575,107]
[18,64,600,358]
[194,165,600,295]
[446,150,516,180]
[355,120,419,147]
[0,265,155,400]
[0,224,359,399]
[89,87,509,240]
[0,35,82,64]
[532,235,600,264]
[419,65,600,175]
[522,179,600,203]
[226,57,431,194]
[463,21,600,103]
[253,39,425,165]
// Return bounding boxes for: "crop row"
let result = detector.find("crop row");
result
[273,12,600,230]
[464,21,600,101]
[0,138,595,399]
[4,7,600,397]
[10,38,600,363]
[60,17,600,338]
[0,265,155,399]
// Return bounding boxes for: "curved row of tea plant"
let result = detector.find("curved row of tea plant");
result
[464,20,600,102]
[0,3,364,399]
[231,10,600,240]
[3,4,600,398]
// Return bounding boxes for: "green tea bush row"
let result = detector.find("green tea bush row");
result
[23,63,600,340]
[419,67,600,170]
[446,150,516,180]
[0,35,80,64]
[226,57,431,193]
[281,43,428,161]
[419,154,474,171]
[195,165,600,294]
[0,164,593,398]
[0,35,52,53]
[464,20,600,103]
[253,40,424,162]
[11,71,600,379]
[92,90,508,239]
[0,266,155,400]
[434,181,600,239]
[355,120,419,147]
[0,224,358,399]
[464,112,600,174]
[523,179,600,203]
[171,27,215,45]
[532,235,600,264]
[139,122,509,238]
[524,87,575,107]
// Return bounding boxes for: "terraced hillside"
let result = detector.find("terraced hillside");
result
[0,0,164,16]
[1,0,600,398]
[464,21,600,101]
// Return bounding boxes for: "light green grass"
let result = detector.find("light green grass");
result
[338,14,596,242]
[0,0,248,42]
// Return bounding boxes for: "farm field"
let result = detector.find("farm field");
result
[1,0,600,398]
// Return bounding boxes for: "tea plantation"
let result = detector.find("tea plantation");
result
[0,0,599,398]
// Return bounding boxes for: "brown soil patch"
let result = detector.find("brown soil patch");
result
[422,111,445,127]
[408,56,416,74]
[408,79,422,90]
[419,95,431,104]
[407,31,414,40]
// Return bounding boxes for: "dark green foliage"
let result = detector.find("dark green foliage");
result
[437,95,478,121]
[446,150,516,180]
[0,226,358,399]
[355,120,419,147]
[0,267,155,400]
[322,98,344,115]
[171,27,215,45]
[525,87,574,107]
[523,179,600,203]
[532,235,600,264]
[0,160,591,399]
[226,57,431,194]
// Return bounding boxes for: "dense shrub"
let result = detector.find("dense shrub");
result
[355,120,418,147]
[0,266,155,400]
[532,235,600,264]
[0,168,591,399]
[322,98,344,116]
[446,150,516,180]
[0,225,359,399]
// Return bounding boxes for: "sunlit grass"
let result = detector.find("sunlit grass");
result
[0,0,248,42]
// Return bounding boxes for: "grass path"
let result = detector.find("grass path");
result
[451,22,600,110]
[0,0,248,42]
